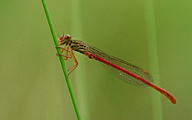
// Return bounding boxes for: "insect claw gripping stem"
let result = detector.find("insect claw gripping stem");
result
[56,46,78,78]
[56,46,73,60]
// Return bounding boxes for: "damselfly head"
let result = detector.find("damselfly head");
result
[58,34,71,45]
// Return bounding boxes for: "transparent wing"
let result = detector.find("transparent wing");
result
[88,45,153,87]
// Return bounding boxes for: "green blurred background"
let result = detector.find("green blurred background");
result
[0,0,191,120]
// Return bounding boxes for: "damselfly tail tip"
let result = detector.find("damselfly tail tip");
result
[164,92,176,104]
[171,98,176,104]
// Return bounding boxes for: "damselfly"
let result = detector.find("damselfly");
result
[57,34,176,104]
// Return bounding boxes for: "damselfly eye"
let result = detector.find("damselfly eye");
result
[58,36,64,41]
[58,34,64,39]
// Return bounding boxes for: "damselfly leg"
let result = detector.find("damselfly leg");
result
[56,46,79,76]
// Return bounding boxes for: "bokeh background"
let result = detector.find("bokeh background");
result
[0,0,191,120]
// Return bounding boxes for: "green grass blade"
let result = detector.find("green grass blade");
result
[41,0,82,120]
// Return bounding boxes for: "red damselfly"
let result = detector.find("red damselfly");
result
[57,34,176,104]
